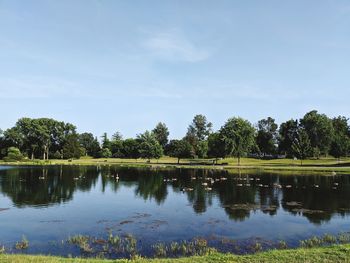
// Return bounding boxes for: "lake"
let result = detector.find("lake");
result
[0,165,349,258]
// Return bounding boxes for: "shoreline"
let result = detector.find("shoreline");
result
[2,244,350,262]
[1,157,350,174]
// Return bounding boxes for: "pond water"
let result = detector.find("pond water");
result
[0,165,350,258]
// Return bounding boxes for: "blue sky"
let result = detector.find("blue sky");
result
[0,0,349,139]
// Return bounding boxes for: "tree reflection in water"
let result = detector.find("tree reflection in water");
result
[0,166,350,224]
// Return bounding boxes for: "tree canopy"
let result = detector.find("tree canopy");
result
[0,111,349,162]
[219,117,256,165]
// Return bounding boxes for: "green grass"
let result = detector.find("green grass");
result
[2,244,350,262]
[1,156,350,174]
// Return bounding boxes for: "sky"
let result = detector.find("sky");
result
[0,0,349,139]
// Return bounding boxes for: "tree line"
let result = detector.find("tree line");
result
[0,110,349,164]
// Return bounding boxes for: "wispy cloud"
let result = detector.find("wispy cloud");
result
[142,29,210,62]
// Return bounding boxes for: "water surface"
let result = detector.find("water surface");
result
[0,165,349,257]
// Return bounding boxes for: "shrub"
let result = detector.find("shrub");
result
[4,147,23,162]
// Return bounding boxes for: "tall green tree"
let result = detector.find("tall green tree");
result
[185,114,212,158]
[79,133,101,157]
[291,128,312,165]
[330,116,350,159]
[278,119,299,157]
[219,117,256,165]
[137,131,163,161]
[256,117,278,156]
[110,132,124,158]
[152,122,169,150]
[62,133,81,159]
[166,139,193,164]
[3,118,76,160]
[300,110,334,157]
[207,132,226,163]
[101,133,111,149]
[100,148,112,158]
[122,138,140,159]
[330,134,349,160]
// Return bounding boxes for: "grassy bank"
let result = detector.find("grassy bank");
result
[1,156,350,174]
[2,244,350,262]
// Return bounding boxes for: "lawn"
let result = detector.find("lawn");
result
[1,156,350,173]
[2,244,350,262]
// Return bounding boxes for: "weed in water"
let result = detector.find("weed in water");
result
[152,243,167,257]
[15,236,29,250]
[278,240,288,249]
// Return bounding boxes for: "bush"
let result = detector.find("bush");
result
[3,147,23,162]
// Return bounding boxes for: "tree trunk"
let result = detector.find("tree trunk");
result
[238,156,241,166]
[177,158,180,164]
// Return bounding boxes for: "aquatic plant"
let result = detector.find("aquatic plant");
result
[278,240,288,249]
[15,236,29,250]
[152,238,214,258]
[300,236,323,248]
[67,235,93,254]
[338,233,350,244]
[153,243,167,257]
[67,235,90,246]
[322,234,337,244]
[299,233,350,249]
[108,232,121,247]
[251,242,263,252]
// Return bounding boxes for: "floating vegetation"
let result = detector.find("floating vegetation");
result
[67,235,93,254]
[299,233,350,248]
[278,240,288,249]
[250,242,263,252]
[152,238,215,258]
[67,232,137,258]
[15,235,29,250]
[6,230,350,259]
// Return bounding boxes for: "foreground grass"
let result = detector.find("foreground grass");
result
[1,156,350,174]
[2,244,350,262]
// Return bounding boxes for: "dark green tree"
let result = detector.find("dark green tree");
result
[291,128,312,165]
[3,147,23,162]
[122,138,140,159]
[101,133,111,150]
[62,133,81,159]
[256,117,278,156]
[79,133,101,157]
[100,148,112,158]
[166,139,193,164]
[278,119,299,157]
[219,117,256,165]
[110,132,124,158]
[330,116,350,159]
[330,134,349,160]
[152,122,169,150]
[137,131,163,161]
[300,110,334,157]
[185,114,212,158]
[207,132,226,163]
